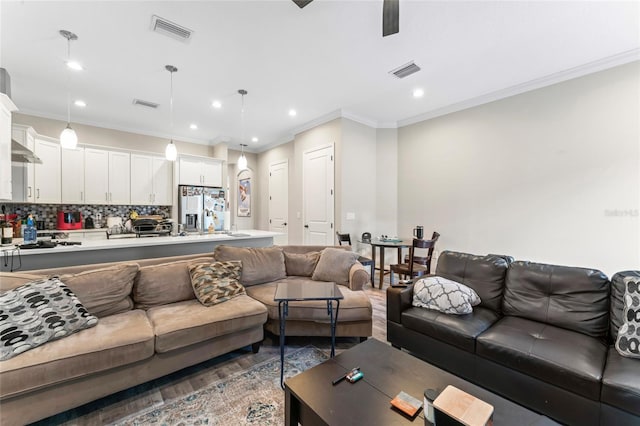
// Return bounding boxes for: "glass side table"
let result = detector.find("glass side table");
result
[274,281,344,388]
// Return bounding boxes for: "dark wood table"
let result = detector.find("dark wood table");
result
[365,239,411,289]
[285,338,559,426]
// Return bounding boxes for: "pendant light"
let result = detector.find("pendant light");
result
[165,65,178,161]
[59,30,79,149]
[237,89,248,171]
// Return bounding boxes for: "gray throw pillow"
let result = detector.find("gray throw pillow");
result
[615,276,640,358]
[312,248,359,285]
[0,277,98,360]
[412,276,481,315]
[284,251,320,277]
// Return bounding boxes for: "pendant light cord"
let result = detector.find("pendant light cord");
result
[66,37,71,124]
[169,70,174,137]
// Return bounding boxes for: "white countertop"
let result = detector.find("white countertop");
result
[1,230,279,256]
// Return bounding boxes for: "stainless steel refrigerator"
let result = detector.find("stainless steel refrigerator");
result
[178,185,226,232]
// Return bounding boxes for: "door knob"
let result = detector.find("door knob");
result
[283,222,287,226]
[304,224,309,228]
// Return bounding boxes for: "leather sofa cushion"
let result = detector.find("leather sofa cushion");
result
[435,251,508,313]
[214,245,286,286]
[610,271,640,341]
[401,305,500,353]
[146,296,267,353]
[133,258,213,309]
[246,278,372,322]
[601,348,640,416]
[502,261,610,339]
[0,310,154,399]
[476,316,607,400]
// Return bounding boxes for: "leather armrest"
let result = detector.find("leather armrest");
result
[346,262,368,291]
[387,284,414,323]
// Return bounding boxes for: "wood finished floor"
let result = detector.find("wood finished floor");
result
[34,279,392,425]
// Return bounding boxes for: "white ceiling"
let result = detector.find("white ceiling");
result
[2,1,639,152]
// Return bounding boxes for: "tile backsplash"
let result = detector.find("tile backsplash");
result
[2,204,172,230]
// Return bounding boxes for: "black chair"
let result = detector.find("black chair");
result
[390,231,440,285]
[336,231,373,277]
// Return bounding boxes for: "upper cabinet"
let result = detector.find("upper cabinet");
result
[11,125,37,203]
[179,156,222,187]
[85,148,130,205]
[61,146,85,204]
[0,94,18,201]
[130,154,173,205]
[33,136,61,203]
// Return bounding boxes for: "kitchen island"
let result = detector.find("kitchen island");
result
[0,230,279,272]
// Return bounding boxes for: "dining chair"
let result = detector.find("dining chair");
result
[389,231,440,285]
[335,231,352,246]
[336,231,374,281]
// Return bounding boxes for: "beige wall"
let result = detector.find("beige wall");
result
[375,127,398,255]
[397,61,640,276]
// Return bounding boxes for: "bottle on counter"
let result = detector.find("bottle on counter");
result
[1,220,12,245]
[24,215,38,245]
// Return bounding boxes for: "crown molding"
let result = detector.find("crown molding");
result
[399,49,640,128]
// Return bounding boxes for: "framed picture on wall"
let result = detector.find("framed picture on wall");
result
[238,177,251,217]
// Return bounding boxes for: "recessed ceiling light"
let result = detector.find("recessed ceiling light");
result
[66,60,83,71]
[74,100,86,107]
[288,109,297,117]
[212,100,222,109]
[190,124,198,130]
[251,137,258,143]
[413,88,424,98]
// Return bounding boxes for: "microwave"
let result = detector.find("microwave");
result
[57,211,83,230]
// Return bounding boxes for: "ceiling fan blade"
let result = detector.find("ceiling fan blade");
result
[382,0,399,37]
[292,0,313,8]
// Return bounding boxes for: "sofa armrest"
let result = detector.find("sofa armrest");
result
[387,285,414,323]
[345,263,369,291]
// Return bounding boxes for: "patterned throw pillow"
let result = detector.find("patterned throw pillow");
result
[615,276,640,358]
[189,261,245,306]
[0,277,98,361]
[412,276,481,315]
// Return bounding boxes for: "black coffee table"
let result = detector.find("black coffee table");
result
[275,281,343,389]
[284,338,559,425]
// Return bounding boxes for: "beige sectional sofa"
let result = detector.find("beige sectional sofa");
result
[0,244,371,425]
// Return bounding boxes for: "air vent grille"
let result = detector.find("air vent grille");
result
[151,15,193,42]
[389,61,421,79]
[133,99,159,109]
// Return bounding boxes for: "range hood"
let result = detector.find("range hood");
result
[11,139,42,164]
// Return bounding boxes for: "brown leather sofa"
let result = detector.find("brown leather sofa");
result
[0,245,371,425]
[387,250,639,426]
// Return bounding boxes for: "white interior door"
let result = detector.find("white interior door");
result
[303,145,334,245]
[269,160,289,245]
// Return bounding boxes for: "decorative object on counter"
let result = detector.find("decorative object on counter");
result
[57,210,83,230]
[164,65,178,161]
[413,225,424,239]
[24,215,37,245]
[59,30,79,150]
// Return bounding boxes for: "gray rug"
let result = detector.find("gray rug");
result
[114,346,328,425]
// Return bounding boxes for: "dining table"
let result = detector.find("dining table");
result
[362,238,411,289]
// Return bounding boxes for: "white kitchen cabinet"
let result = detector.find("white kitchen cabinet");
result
[131,154,173,205]
[34,136,61,203]
[179,156,222,187]
[84,148,130,204]
[0,94,17,201]
[11,125,37,203]
[61,147,85,203]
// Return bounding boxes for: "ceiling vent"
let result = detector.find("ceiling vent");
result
[389,61,421,79]
[151,15,193,42]
[133,99,159,109]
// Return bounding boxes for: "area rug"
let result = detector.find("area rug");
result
[115,346,328,425]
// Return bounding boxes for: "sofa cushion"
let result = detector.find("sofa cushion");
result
[611,271,640,341]
[146,296,267,353]
[284,251,320,277]
[59,263,139,318]
[0,309,154,399]
[601,348,640,416]
[312,248,359,286]
[615,276,640,358]
[0,277,99,360]
[0,272,46,291]
[133,258,213,309]
[402,305,500,353]
[214,245,286,286]
[502,261,610,339]
[412,276,481,315]
[476,316,607,400]
[435,251,508,313]
[189,261,245,306]
[246,277,372,323]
